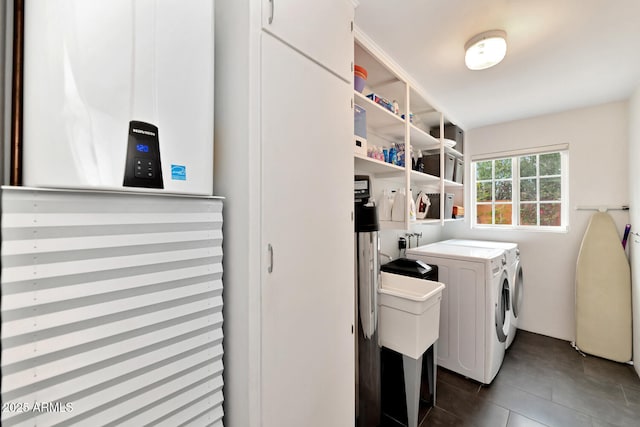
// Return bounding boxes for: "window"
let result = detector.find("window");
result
[472,147,568,230]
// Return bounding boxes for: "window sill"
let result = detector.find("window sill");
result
[472,224,569,234]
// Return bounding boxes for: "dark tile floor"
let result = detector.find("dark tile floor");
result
[422,330,640,427]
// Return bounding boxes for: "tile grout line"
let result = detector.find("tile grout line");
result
[620,383,630,406]
[504,410,512,427]
[484,376,598,425]
[510,410,553,427]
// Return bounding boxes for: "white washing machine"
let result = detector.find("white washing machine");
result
[406,242,511,384]
[441,239,523,349]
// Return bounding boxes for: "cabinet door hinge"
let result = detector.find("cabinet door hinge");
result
[351,62,354,73]
[351,99,354,109]
[351,21,354,32]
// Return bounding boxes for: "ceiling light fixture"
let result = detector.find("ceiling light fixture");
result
[464,30,507,70]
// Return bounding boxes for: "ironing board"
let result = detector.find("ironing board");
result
[575,212,632,362]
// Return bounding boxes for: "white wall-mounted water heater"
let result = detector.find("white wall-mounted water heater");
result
[22,0,214,195]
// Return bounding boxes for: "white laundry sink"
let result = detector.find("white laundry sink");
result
[378,272,445,359]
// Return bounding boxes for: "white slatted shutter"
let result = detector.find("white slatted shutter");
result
[1,187,224,427]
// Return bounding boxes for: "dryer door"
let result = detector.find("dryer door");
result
[512,261,523,319]
[495,270,511,343]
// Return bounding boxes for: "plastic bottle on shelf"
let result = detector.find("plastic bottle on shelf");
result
[389,143,397,165]
[398,143,405,167]
[416,150,424,173]
[408,189,417,221]
[379,189,393,221]
[391,188,405,222]
[416,191,431,219]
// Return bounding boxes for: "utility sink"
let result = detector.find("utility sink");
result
[378,271,445,360]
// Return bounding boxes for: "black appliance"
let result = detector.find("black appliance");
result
[354,175,381,427]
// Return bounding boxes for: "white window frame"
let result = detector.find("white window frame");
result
[471,144,569,232]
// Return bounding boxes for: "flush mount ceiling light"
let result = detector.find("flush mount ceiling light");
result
[464,30,507,70]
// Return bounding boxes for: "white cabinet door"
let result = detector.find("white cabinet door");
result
[262,0,353,82]
[261,32,354,427]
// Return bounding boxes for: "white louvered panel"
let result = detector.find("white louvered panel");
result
[1,211,222,227]
[4,264,222,309]
[150,376,225,427]
[3,301,222,364]
[11,342,223,417]
[4,282,220,336]
[2,246,223,282]
[1,187,224,427]
[66,360,223,426]
[161,391,225,427]
[3,314,223,390]
[3,229,223,254]
[151,390,225,427]
[3,347,221,426]
[16,353,223,426]
[184,404,225,427]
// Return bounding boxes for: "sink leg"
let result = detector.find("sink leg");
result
[402,354,422,427]
[432,341,438,406]
[426,341,437,405]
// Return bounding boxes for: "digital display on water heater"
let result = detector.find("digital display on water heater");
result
[136,144,150,153]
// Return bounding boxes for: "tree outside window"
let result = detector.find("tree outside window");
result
[473,150,566,229]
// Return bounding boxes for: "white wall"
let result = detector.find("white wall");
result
[445,101,630,341]
[379,226,443,260]
[214,1,262,426]
[364,175,445,258]
[629,86,640,376]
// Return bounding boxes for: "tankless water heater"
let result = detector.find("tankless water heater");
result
[22,0,214,195]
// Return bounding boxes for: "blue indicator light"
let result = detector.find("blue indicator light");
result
[136,144,149,153]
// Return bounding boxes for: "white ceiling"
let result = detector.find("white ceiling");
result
[355,0,640,130]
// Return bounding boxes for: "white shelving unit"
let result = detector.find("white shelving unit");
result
[354,152,405,175]
[353,28,464,229]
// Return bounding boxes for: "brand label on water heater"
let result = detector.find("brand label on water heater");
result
[171,165,186,181]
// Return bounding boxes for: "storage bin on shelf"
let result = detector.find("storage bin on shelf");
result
[425,193,454,219]
[367,93,395,113]
[354,65,367,93]
[453,157,464,183]
[421,151,456,181]
[430,124,465,154]
[354,103,367,155]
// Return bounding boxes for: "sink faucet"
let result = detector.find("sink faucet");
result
[379,252,393,264]
[404,232,424,248]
